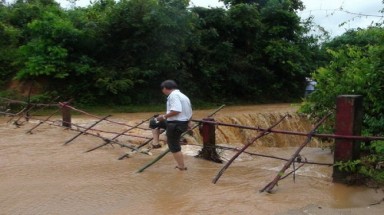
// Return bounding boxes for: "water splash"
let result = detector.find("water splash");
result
[191,112,322,148]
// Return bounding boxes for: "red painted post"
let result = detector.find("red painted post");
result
[197,118,222,163]
[61,103,71,128]
[333,95,363,183]
[201,118,215,144]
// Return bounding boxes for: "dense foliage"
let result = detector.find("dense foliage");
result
[300,27,384,184]
[301,27,384,136]
[0,0,319,105]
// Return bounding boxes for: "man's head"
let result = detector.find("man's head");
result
[160,80,178,95]
[160,80,178,90]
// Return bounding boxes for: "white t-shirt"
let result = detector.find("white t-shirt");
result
[166,90,192,121]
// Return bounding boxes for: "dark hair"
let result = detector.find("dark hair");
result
[160,80,178,90]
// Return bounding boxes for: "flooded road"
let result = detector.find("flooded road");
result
[0,103,383,215]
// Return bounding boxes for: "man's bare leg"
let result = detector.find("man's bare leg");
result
[173,151,186,170]
[151,129,161,148]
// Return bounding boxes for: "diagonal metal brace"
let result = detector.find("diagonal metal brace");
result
[85,116,152,153]
[64,115,111,145]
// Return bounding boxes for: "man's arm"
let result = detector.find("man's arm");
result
[156,110,180,121]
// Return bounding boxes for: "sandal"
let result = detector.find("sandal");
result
[175,166,187,171]
[151,144,162,149]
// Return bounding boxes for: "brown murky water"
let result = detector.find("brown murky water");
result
[1,103,383,215]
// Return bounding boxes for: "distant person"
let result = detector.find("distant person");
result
[149,80,192,171]
[305,78,317,97]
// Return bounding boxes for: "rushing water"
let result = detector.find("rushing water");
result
[0,104,383,215]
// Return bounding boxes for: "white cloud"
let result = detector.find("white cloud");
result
[299,0,383,36]
[58,0,383,37]
[190,0,383,36]
[190,0,224,8]
[191,0,384,36]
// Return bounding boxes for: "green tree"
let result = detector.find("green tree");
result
[12,1,97,102]
[299,5,384,184]
[0,3,21,89]
[186,7,232,102]
[93,0,194,104]
[189,4,265,102]
[301,27,384,136]
[0,0,321,106]
[221,0,304,11]
[189,0,317,103]
[257,0,315,100]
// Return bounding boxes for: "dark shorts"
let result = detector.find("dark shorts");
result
[166,121,189,153]
[149,119,188,152]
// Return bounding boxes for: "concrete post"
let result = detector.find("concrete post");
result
[333,95,363,183]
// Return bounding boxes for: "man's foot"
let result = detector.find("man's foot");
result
[151,144,162,149]
[175,166,187,171]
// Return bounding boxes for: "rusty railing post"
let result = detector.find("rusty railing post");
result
[333,95,363,183]
[61,102,71,128]
[196,118,222,163]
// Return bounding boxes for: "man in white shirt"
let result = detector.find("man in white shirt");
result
[150,80,192,171]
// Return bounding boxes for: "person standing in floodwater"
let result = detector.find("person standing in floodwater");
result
[150,80,192,171]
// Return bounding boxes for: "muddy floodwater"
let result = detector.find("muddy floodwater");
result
[0,103,383,215]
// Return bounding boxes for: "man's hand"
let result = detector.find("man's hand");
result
[156,115,166,122]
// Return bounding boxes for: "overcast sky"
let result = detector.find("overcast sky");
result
[60,0,384,37]
[189,0,384,37]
